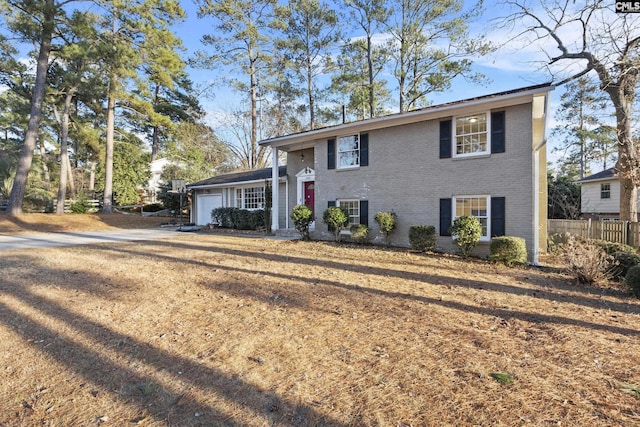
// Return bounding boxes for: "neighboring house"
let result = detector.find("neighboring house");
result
[260,84,553,263]
[579,167,639,220]
[186,166,288,226]
[146,158,173,204]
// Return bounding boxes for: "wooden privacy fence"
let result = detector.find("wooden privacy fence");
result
[548,219,640,247]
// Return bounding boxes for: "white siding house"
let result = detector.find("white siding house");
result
[186,167,288,227]
[579,168,640,220]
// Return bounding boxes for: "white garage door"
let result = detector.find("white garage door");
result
[196,194,222,225]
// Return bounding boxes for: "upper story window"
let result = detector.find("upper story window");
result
[454,113,489,157]
[235,186,265,209]
[601,183,611,199]
[338,134,360,169]
[453,195,490,241]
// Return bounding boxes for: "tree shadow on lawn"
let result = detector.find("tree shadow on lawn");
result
[0,214,70,234]
[146,238,640,317]
[0,262,346,427]
[111,240,640,337]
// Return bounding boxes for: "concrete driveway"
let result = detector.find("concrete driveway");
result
[0,228,180,252]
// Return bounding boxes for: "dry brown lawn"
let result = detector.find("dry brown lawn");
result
[0,214,639,426]
[0,212,168,234]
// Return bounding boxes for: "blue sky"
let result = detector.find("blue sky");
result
[173,0,576,168]
[176,0,555,104]
[3,0,615,171]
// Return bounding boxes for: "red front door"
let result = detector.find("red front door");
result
[304,181,315,217]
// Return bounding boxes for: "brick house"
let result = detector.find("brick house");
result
[261,84,552,263]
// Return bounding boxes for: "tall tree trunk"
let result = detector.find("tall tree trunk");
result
[366,34,374,119]
[89,161,96,198]
[398,39,406,113]
[56,89,76,214]
[250,57,258,169]
[596,73,638,222]
[38,141,51,189]
[8,0,55,215]
[103,75,116,213]
[151,83,160,161]
[307,57,314,130]
[66,153,75,195]
[612,94,638,222]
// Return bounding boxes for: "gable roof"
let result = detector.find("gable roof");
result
[187,166,287,189]
[260,83,554,150]
[579,167,618,183]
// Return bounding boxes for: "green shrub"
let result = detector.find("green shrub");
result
[625,265,640,297]
[68,192,92,214]
[291,205,314,240]
[212,207,234,227]
[374,211,396,245]
[323,206,348,241]
[449,215,482,258]
[561,236,612,284]
[69,199,88,214]
[593,240,636,255]
[489,236,528,266]
[211,207,264,230]
[349,224,369,244]
[408,225,437,252]
[609,251,640,281]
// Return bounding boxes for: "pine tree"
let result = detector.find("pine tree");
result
[342,0,391,119]
[279,0,341,130]
[552,76,612,179]
[385,0,491,112]
[195,0,286,169]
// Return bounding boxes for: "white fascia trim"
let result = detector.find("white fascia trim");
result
[260,86,554,149]
[579,177,618,184]
[188,177,286,190]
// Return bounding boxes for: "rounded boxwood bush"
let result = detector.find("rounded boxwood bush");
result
[593,240,636,255]
[374,211,396,244]
[409,225,437,252]
[489,236,528,266]
[291,204,313,240]
[609,251,640,281]
[449,215,482,257]
[350,224,369,243]
[323,206,348,241]
[625,264,640,298]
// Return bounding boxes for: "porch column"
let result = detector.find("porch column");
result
[271,148,279,232]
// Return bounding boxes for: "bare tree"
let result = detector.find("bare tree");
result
[501,0,640,221]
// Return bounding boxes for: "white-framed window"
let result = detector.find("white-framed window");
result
[338,134,360,169]
[601,183,611,199]
[336,199,360,226]
[454,112,489,158]
[235,186,265,209]
[453,195,490,241]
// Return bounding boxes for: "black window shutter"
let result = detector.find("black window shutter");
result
[439,198,452,236]
[491,111,505,154]
[359,200,369,226]
[491,197,505,237]
[439,120,452,159]
[360,133,369,166]
[327,138,336,169]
